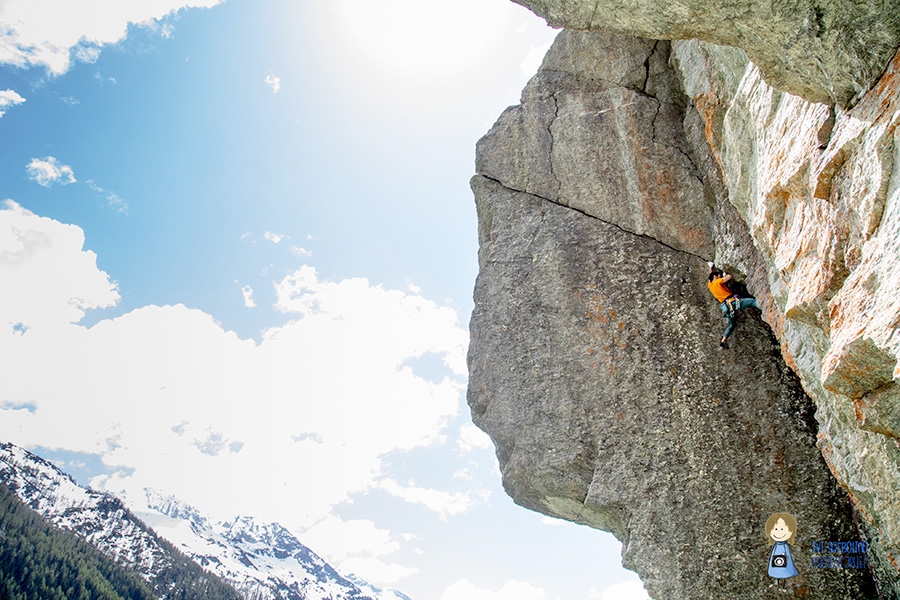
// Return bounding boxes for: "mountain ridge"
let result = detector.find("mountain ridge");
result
[0,442,410,600]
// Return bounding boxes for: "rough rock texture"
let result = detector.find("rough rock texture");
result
[673,38,900,595]
[469,29,900,599]
[476,35,714,259]
[512,0,900,107]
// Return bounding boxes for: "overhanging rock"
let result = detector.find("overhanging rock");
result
[468,30,882,598]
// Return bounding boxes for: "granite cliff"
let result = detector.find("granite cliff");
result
[468,3,900,598]
[512,0,900,106]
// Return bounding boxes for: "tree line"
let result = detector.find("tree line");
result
[0,482,241,600]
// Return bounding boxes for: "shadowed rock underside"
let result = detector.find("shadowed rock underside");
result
[512,0,900,107]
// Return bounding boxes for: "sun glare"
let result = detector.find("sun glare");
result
[322,0,515,84]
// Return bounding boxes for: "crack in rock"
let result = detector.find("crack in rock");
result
[547,91,563,200]
[476,174,710,261]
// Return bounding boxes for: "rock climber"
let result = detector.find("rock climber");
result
[707,262,758,349]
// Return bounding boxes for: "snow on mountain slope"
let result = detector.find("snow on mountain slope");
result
[135,489,413,600]
[0,441,174,581]
[0,442,410,600]
[347,574,413,600]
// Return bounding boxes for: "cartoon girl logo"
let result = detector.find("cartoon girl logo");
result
[766,512,799,586]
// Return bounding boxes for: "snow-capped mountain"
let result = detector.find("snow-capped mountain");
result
[0,442,184,580]
[0,441,241,599]
[0,442,411,600]
[136,490,412,600]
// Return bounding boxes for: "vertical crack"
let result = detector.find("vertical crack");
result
[641,40,660,93]
[649,96,662,146]
[639,40,706,188]
[588,0,603,28]
[547,91,562,200]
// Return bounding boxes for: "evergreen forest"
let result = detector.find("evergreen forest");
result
[0,482,242,600]
[0,481,156,600]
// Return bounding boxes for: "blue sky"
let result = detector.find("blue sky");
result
[0,1,647,599]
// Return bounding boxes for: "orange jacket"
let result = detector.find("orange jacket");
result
[708,277,734,303]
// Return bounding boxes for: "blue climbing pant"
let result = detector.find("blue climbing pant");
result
[721,297,758,339]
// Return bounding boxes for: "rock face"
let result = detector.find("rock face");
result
[469,27,900,599]
[511,0,900,107]
[673,38,900,595]
[476,35,713,259]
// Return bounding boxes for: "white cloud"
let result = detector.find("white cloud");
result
[520,42,552,77]
[240,285,256,308]
[95,72,117,86]
[265,72,281,94]
[457,422,493,453]
[291,245,311,257]
[0,209,470,538]
[0,0,224,75]
[441,579,546,600]
[377,479,489,520]
[452,468,473,481]
[341,557,417,585]
[74,45,102,64]
[26,157,76,187]
[273,265,469,375]
[589,581,650,600]
[300,515,416,584]
[0,200,119,331]
[264,230,284,243]
[0,89,25,117]
[86,179,128,213]
[303,516,401,560]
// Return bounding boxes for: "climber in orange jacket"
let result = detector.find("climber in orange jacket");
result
[708,262,758,349]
